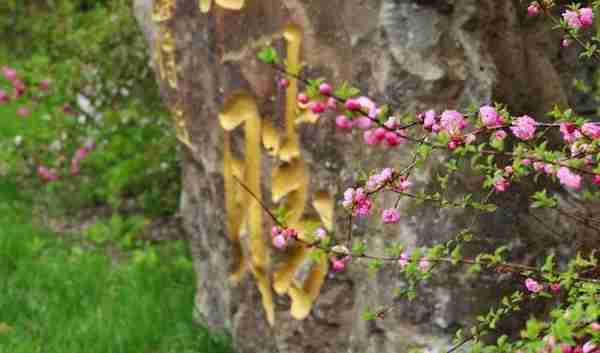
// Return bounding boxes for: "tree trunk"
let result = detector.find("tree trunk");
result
[133,1,580,352]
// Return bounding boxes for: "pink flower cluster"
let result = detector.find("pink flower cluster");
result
[381,208,400,224]
[563,7,594,30]
[493,176,510,193]
[314,227,327,240]
[366,168,394,191]
[330,254,352,273]
[556,166,582,189]
[363,124,406,147]
[270,226,298,249]
[342,187,372,217]
[1,66,30,114]
[525,278,543,293]
[479,105,504,129]
[527,2,540,17]
[582,123,600,139]
[510,115,537,140]
[420,109,469,149]
[37,165,59,182]
[70,142,95,176]
[560,123,582,143]
[398,252,430,272]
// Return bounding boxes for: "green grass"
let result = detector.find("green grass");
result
[0,183,234,353]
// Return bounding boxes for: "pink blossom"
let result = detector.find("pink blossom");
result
[383,117,397,130]
[398,253,410,268]
[373,127,386,141]
[504,166,514,175]
[590,322,600,332]
[562,345,574,353]
[544,164,556,175]
[363,130,379,145]
[297,93,309,105]
[382,208,400,224]
[562,38,572,48]
[525,278,542,293]
[527,3,540,17]
[557,167,582,189]
[37,165,59,182]
[355,116,373,130]
[582,123,600,139]
[594,175,600,186]
[342,187,372,217]
[331,259,345,272]
[534,161,545,171]
[579,8,594,28]
[39,79,51,91]
[272,234,287,249]
[310,101,326,114]
[319,83,332,96]
[356,96,378,118]
[271,226,281,237]
[70,145,93,175]
[440,110,468,136]
[447,139,460,150]
[543,336,558,351]
[61,104,74,115]
[384,131,405,147]
[354,188,372,217]
[560,123,581,143]
[522,158,532,166]
[510,115,537,140]
[17,106,30,117]
[326,97,337,110]
[314,228,327,239]
[583,341,597,353]
[75,146,91,160]
[335,115,354,130]
[479,105,504,128]
[366,168,393,190]
[380,168,393,181]
[331,255,351,273]
[422,110,437,129]
[431,124,441,133]
[494,130,507,140]
[278,78,289,88]
[345,99,361,111]
[12,79,25,97]
[494,176,510,193]
[549,283,561,294]
[2,66,17,81]
[418,258,430,272]
[563,10,583,29]
[397,178,412,192]
[0,89,8,103]
[283,228,298,240]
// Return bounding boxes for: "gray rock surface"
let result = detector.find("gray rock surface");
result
[133,1,585,352]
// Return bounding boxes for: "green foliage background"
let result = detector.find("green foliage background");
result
[0,0,180,217]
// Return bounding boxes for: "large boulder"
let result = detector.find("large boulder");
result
[133,1,579,352]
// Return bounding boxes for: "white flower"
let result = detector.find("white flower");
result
[78,115,87,124]
[331,245,350,255]
[49,140,62,152]
[14,135,22,146]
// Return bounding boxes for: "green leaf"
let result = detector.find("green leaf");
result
[257,46,279,64]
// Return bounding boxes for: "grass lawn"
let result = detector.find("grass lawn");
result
[0,179,234,353]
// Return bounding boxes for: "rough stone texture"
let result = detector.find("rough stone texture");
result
[133,1,588,353]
